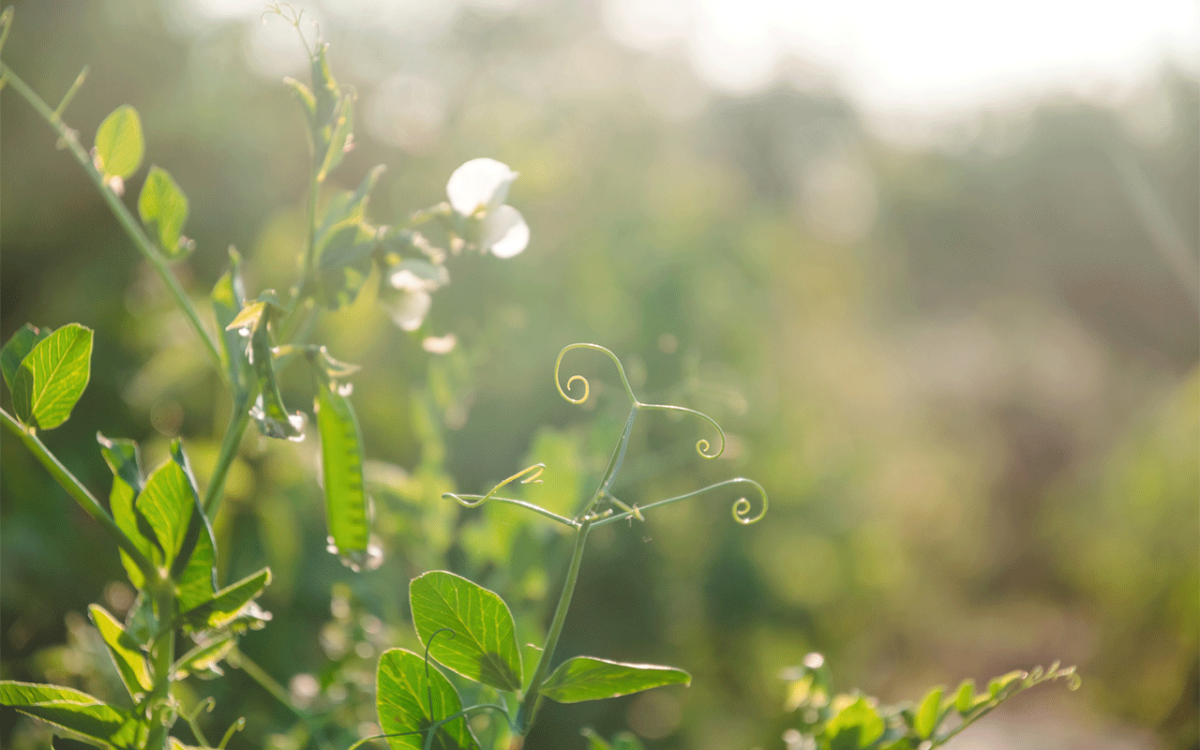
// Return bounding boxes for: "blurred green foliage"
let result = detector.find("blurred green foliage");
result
[1,1,1196,749]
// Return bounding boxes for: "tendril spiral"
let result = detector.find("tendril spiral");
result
[554,343,635,406]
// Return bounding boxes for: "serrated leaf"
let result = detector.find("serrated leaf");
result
[540,657,690,704]
[168,442,218,613]
[179,567,271,633]
[94,105,143,180]
[10,324,92,430]
[954,679,975,714]
[1,323,48,392]
[914,686,943,740]
[0,681,139,749]
[98,434,154,589]
[172,633,235,679]
[211,248,250,398]
[316,377,370,565]
[825,697,884,750]
[376,648,478,750]
[88,605,152,700]
[138,166,191,260]
[409,571,522,692]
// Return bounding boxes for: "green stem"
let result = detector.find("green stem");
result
[146,583,177,750]
[1,408,158,581]
[201,393,254,518]
[0,61,223,373]
[516,516,593,735]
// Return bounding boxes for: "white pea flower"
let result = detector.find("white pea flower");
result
[382,260,448,332]
[445,157,529,258]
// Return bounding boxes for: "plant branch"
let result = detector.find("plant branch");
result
[516,515,593,734]
[1,408,158,581]
[0,61,223,373]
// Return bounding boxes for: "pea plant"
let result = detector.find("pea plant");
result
[0,4,1077,750]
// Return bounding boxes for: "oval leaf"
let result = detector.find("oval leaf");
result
[954,679,975,714]
[316,378,370,565]
[135,459,194,569]
[825,697,884,750]
[1,323,48,392]
[11,324,92,430]
[541,657,690,704]
[138,166,191,259]
[94,105,144,179]
[914,686,944,739]
[376,648,478,750]
[409,571,522,692]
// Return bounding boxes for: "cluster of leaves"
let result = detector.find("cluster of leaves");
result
[0,5,528,749]
[0,322,270,750]
[779,654,1080,750]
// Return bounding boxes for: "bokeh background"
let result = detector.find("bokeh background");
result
[2,1,1197,749]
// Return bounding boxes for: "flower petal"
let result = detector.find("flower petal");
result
[446,158,517,216]
[384,289,432,332]
[483,205,529,259]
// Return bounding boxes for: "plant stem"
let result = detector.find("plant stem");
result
[201,393,254,518]
[0,61,223,373]
[146,583,177,750]
[1,408,158,581]
[230,647,335,750]
[516,515,593,735]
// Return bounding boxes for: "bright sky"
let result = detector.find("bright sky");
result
[190,0,1199,120]
[603,0,1199,114]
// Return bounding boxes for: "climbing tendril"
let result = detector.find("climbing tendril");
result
[593,477,768,527]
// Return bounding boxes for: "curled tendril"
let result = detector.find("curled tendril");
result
[592,477,768,527]
[555,344,635,406]
[555,344,727,459]
[637,403,726,459]
[444,463,545,509]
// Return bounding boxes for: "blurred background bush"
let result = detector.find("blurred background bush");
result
[2,1,1196,749]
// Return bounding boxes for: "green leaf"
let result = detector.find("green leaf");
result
[138,166,192,260]
[311,43,339,130]
[211,248,250,398]
[317,95,354,182]
[316,165,385,243]
[10,324,92,430]
[97,434,153,589]
[284,76,316,123]
[1,323,48,392]
[172,633,235,679]
[123,591,159,647]
[376,648,478,750]
[0,681,139,749]
[316,377,371,566]
[409,571,523,692]
[316,222,377,309]
[94,105,144,180]
[540,657,690,704]
[913,686,943,740]
[88,605,152,700]
[953,679,975,714]
[135,458,194,569]
[987,670,1025,698]
[167,441,218,613]
[179,567,272,633]
[825,697,884,750]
